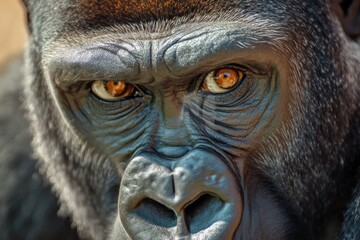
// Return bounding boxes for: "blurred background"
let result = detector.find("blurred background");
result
[0,0,28,66]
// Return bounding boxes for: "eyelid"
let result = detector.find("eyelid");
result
[91,80,143,101]
[198,65,246,89]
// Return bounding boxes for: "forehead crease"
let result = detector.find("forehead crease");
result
[77,0,220,23]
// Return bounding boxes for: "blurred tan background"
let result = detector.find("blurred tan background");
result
[0,0,28,66]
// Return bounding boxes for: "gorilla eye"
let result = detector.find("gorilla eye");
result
[201,68,245,94]
[91,80,140,101]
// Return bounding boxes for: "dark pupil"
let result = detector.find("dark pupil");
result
[223,72,230,78]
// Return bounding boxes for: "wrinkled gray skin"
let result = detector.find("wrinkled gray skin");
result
[1,0,359,239]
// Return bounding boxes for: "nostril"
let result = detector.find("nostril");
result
[185,194,224,234]
[134,198,177,228]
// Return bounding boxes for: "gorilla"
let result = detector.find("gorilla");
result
[0,0,359,239]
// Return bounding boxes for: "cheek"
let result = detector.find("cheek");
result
[59,90,154,161]
[185,73,281,156]
[235,172,303,240]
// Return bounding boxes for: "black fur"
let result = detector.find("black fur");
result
[0,57,79,240]
[0,0,359,239]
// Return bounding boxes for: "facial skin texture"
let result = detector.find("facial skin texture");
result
[19,0,360,239]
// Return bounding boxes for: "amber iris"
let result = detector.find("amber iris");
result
[214,68,242,89]
[104,81,134,97]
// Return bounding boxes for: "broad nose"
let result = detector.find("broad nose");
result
[118,149,242,240]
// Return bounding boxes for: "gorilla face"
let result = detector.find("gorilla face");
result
[23,0,360,239]
[45,21,285,239]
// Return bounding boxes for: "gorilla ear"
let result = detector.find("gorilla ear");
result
[334,0,360,38]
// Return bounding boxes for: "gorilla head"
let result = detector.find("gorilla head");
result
[22,0,360,239]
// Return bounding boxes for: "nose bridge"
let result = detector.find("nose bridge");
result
[155,122,191,158]
[141,40,191,156]
[143,39,185,124]
[154,90,192,157]
[161,90,184,121]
